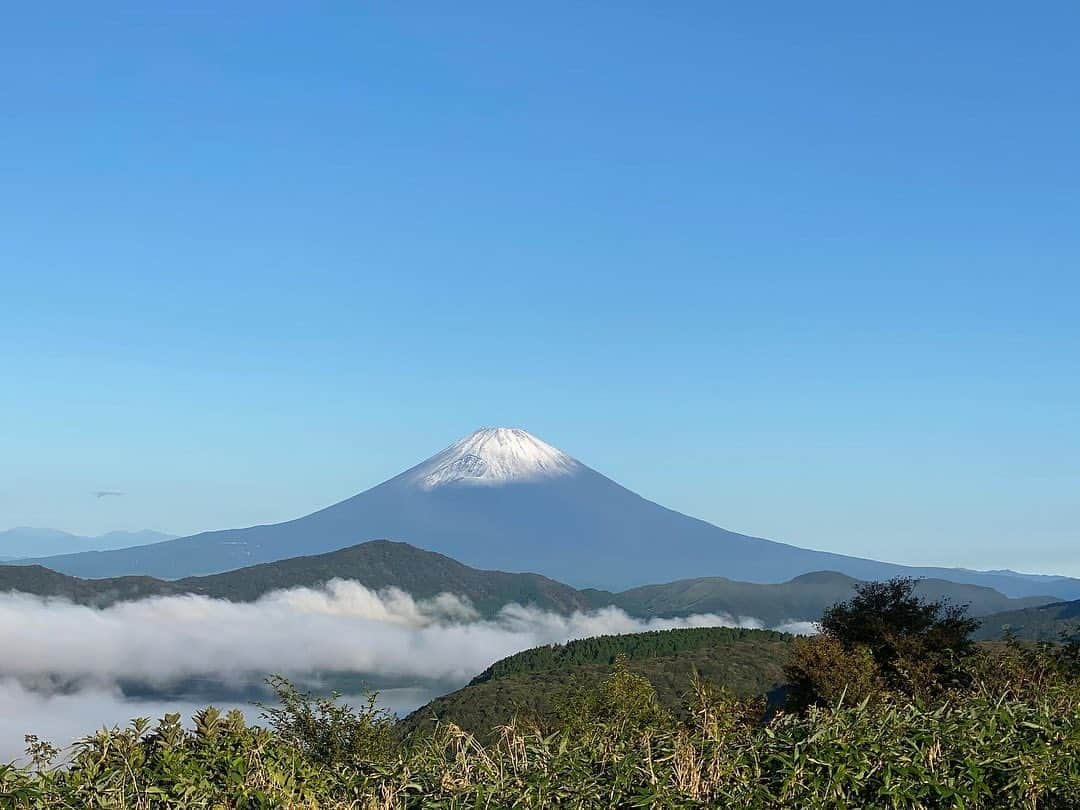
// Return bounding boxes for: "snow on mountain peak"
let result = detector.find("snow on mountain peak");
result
[409,427,582,490]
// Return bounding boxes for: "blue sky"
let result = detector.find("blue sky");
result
[2,3,1078,575]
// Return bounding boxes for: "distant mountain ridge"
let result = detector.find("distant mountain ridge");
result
[0,540,1056,623]
[15,428,1080,600]
[0,541,588,614]
[587,571,1052,626]
[974,598,1080,642]
[0,527,175,560]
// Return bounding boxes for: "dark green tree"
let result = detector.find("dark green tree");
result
[822,577,978,687]
[787,577,980,707]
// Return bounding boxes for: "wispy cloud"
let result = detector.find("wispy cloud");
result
[93,490,124,499]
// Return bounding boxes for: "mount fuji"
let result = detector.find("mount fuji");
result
[19,428,1080,599]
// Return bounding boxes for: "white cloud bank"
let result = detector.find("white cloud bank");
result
[0,581,771,686]
[0,580,813,760]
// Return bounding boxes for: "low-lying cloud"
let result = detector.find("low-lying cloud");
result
[0,581,767,687]
[0,580,812,760]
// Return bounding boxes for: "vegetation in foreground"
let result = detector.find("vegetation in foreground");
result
[1,579,1078,809]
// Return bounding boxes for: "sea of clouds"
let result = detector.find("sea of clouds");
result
[0,580,814,761]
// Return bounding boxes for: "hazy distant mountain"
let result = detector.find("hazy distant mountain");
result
[592,571,1054,626]
[16,428,1080,599]
[973,598,1080,641]
[0,527,175,560]
[0,540,1056,623]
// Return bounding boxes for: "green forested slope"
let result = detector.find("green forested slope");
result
[470,626,789,683]
[399,627,793,738]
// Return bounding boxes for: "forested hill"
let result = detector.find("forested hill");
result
[0,565,168,607]
[0,540,591,616]
[470,626,790,685]
[399,626,794,739]
[170,540,589,615]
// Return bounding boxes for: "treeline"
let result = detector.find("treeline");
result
[471,625,790,684]
[404,629,791,739]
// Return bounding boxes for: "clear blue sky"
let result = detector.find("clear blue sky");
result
[3,3,1078,575]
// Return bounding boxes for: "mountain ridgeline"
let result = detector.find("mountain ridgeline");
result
[14,429,1080,601]
[973,598,1080,642]
[0,541,588,615]
[0,528,175,560]
[0,540,1057,627]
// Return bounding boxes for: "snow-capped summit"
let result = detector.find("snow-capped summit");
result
[408,427,582,490]
[19,426,1080,601]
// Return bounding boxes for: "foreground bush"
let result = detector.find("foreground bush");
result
[2,646,1078,809]
[786,577,981,709]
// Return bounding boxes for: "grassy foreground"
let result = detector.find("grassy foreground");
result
[1,643,1078,809]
